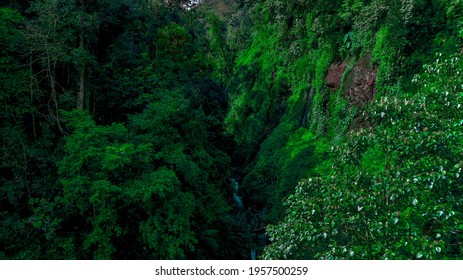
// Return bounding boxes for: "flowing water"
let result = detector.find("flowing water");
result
[231,178,244,209]
[230,178,267,259]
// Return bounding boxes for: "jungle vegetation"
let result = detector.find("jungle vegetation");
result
[1,0,462,259]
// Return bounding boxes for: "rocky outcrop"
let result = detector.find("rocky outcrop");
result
[344,54,377,106]
[326,54,377,106]
[326,61,347,90]
[325,54,378,130]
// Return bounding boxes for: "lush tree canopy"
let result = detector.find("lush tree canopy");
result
[1,0,462,259]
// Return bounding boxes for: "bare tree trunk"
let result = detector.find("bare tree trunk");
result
[30,57,37,141]
[77,33,85,110]
[45,41,65,134]
[77,0,86,111]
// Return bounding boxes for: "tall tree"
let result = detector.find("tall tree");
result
[25,0,97,114]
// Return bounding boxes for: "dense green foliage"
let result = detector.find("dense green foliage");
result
[264,53,463,259]
[1,0,462,259]
[1,0,245,259]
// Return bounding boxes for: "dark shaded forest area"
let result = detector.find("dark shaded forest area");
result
[1,0,462,259]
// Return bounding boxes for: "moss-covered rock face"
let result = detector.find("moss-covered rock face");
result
[264,51,463,260]
[343,54,378,107]
[326,61,348,91]
[221,0,463,260]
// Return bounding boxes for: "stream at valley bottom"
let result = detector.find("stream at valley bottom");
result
[230,178,268,260]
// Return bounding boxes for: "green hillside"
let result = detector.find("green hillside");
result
[1,0,462,259]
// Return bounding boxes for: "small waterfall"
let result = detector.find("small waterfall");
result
[231,178,244,210]
[230,178,264,260]
[250,249,257,260]
[300,89,313,127]
[233,192,244,209]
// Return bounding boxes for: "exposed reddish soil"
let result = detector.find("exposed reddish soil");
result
[344,54,378,106]
[325,54,378,130]
[326,61,347,90]
[326,54,377,106]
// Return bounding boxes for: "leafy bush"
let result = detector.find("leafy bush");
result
[263,52,463,259]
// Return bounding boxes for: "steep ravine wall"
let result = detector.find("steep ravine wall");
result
[325,54,378,130]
